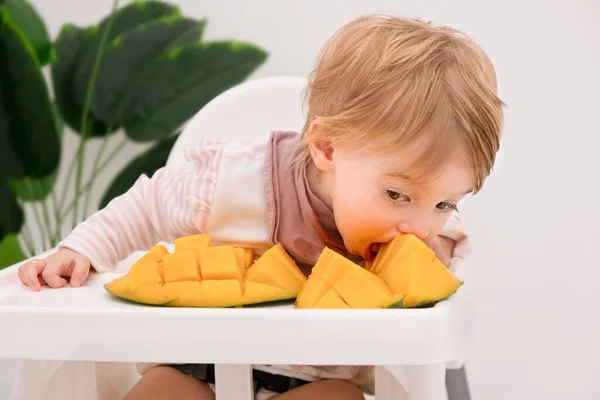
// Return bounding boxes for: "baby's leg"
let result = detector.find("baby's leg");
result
[269,379,365,400]
[122,366,215,400]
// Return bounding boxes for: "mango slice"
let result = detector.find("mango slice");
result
[104,235,307,307]
[295,234,462,309]
[105,233,463,309]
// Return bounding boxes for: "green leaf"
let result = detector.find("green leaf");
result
[3,0,54,66]
[92,16,206,125]
[9,103,63,202]
[71,0,180,134]
[0,10,60,180]
[51,24,115,137]
[9,172,57,202]
[0,176,24,243]
[99,133,179,209]
[0,79,24,178]
[0,234,26,269]
[120,41,268,142]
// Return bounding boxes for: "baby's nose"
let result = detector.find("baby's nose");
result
[397,214,430,240]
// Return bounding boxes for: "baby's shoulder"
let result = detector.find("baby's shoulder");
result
[184,130,300,163]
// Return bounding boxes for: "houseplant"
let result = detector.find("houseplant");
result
[0,0,268,268]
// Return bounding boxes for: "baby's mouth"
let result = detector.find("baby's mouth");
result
[363,243,381,262]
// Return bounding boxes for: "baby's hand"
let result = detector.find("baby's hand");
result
[426,236,455,266]
[18,248,91,291]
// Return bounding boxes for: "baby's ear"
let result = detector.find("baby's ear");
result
[309,137,335,172]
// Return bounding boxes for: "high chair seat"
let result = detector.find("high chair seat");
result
[0,76,473,400]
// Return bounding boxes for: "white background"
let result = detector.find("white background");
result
[2,1,599,399]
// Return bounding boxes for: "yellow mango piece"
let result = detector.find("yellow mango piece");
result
[243,281,297,305]
[174,234,211,270]
[296,235,462,309]
[333,265,395,308]
[294,275,328,308]
[240,248,255,269]
[235,248,255,270]
[296,247,394,309]
[246,244,306,293]
[174,234,211,253]
[374,235,462,307]
[309,248,351,281]
[126,246,168,286]
[162,251,201,282]
[103,275,129,298]
[368,235,434,275]
[105,268,176,305]
[295,248,353,308]
[271,244,306,282]
[128,283,178,305]
[311,289,351,309]
[195,280,244,307]
[106,240,300,307]
[200,246,245,281]
[140,244,170,263]
[162,281,203,306]
[204,280,245,307]
[104,236,309,308]
[125,258,163,286]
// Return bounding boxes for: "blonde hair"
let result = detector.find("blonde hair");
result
[297,14,505,193]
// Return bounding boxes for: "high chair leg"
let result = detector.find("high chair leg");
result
[404,363,446,400]
[445,366,471,400]
[214,364,254,400]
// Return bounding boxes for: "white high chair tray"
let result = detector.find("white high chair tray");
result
[0,250,459,367]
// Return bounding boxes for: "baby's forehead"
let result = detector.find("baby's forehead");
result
[375,152,474,197]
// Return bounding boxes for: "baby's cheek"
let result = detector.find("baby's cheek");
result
[338,205,373,234]
[335,187,386,232]
[348,208,388,234]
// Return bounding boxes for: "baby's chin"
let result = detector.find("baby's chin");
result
[338,235,380,261]
[361,243,382,262]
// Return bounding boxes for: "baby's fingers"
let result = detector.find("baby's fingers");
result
[41,265,68,289]
[19,260,45,291]
[69,257,90,287]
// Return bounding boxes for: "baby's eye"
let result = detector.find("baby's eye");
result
[386,190,409,202]
[436,202,458,212]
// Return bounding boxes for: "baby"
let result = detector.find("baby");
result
[18,14,504,400]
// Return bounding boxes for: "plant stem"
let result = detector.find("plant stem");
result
[57,150,77,208]
[30,202,49,251]
[22,179,55,249]
[72,137,86,229]
[19,225,36,257]
[20,236,34,258]
[59,137,128,223]
[51,191,62,244]
[42,198,55,247]
[17,199,41,255]
[72,0,120,230]
[82,130,111,219]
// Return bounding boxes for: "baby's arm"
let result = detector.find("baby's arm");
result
[18,139,225,289]
[61,139,225,271]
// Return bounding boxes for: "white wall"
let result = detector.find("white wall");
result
[3,1,600,399]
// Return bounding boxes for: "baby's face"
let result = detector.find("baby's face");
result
[310,138,474,261]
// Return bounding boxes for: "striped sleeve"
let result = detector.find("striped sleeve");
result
[57,139,226,272]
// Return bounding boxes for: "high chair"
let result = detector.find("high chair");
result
[0,76,473,400]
